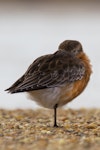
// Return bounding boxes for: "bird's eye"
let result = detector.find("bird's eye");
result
[73,50,76,54]
[73,49,81,54]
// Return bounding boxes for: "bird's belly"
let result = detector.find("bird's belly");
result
[27,84,73,109]
[28,87,61,108]
[27,74,90,109]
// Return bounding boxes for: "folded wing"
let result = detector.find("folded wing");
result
[5,51,85,93]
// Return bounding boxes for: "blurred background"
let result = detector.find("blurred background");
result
[0,0,100,109]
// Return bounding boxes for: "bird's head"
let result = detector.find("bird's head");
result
[58,40,83,56]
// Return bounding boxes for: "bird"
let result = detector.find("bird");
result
[5,40,92,127]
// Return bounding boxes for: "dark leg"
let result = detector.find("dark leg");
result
[53,104,58,127]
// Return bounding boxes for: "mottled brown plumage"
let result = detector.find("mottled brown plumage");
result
[5,40,92,127]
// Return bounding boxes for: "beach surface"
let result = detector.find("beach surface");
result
[0,108,100,150]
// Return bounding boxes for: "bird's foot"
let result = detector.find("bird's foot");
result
[53,124,58,127]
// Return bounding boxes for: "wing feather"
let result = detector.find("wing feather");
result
[6,51,85,93]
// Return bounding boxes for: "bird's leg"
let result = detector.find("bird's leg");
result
[53,104,58,127]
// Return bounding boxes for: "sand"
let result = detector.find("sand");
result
[0,108,100,150]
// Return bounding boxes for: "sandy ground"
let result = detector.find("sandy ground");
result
[0,108,100,150]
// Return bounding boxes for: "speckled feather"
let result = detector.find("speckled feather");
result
[5,50,85,93]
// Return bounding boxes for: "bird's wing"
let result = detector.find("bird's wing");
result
[6,51,85,93]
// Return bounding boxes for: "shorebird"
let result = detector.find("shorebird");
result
[5,40,92,127]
